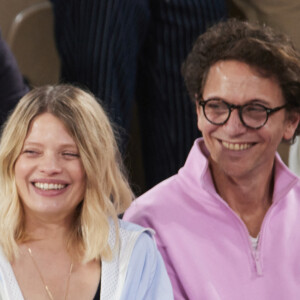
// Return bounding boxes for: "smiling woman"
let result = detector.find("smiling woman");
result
[0,85,173,300]
[15,112,86,221]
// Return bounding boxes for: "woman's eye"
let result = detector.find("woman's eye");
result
[63,152,80,158]
[22,150,39,156]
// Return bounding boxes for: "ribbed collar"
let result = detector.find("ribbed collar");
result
[177,138,300,206]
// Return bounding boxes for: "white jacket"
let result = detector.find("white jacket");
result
[0,220,173,300]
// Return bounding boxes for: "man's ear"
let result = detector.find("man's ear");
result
[195,93,200,113]
[195,95,204,132]
[195,95,201,117]
[283,112,300,141]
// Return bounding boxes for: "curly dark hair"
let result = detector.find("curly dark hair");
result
[182,19,300,140]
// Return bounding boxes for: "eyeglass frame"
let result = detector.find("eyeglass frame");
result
[197,97,287,129]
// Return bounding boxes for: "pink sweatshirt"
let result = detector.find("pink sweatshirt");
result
[124,138,300,300]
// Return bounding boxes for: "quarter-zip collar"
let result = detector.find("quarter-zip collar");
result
[178,138,299,207]
[178,138,299,276]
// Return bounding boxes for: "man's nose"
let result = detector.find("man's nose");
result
[223,108,247,135]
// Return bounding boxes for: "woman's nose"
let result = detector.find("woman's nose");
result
[38,154,62,175]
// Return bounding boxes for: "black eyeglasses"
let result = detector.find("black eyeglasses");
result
[198,98,286,129]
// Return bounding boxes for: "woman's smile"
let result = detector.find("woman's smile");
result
[15,113,86,220]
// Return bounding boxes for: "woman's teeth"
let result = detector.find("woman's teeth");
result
[222,141,251,151]
[34,183,66,190]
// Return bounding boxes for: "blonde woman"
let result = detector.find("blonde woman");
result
[0,85,173,300]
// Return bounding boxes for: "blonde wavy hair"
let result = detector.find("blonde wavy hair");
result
[0,85,133,262]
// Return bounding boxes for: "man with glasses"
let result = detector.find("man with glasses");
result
[124,19,300,299]
[197,98,286,130]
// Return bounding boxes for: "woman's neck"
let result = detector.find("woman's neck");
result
[23,216,74,249]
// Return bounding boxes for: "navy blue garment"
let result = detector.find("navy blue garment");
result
[50,0,227,189]
[0,31,29,126]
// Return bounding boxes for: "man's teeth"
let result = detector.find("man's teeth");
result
[222,141,251,151]
[34,183,66,190]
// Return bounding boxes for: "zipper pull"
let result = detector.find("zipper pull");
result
[254,251,263,276]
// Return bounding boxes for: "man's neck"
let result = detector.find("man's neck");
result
[211,162,274,237]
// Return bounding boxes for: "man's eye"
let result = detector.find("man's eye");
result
[207,103,220,109]
[206,101,226,110]
[245,105,265,113]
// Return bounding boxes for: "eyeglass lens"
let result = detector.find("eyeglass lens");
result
[204,100,268,128]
